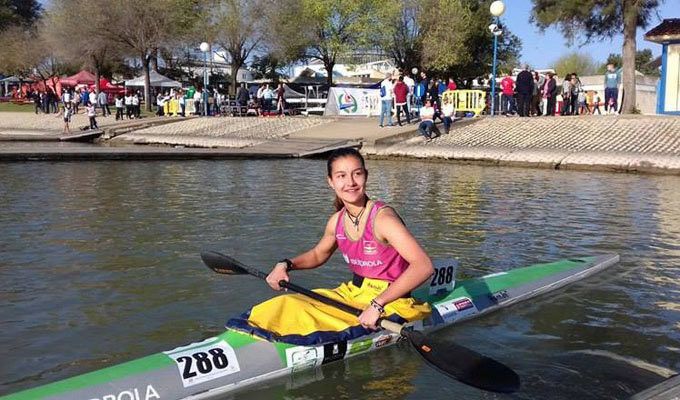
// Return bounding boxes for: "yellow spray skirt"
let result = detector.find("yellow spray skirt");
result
[227,277,431,345]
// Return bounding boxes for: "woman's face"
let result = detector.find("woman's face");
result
[327,156,367,205]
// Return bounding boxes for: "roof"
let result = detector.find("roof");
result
[61,70,96,86]
[644,19,680,43]
[125,70,181,88]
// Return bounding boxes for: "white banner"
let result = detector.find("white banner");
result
[324,87,380,116]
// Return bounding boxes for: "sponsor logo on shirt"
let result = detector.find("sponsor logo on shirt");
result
[363,240,377,255]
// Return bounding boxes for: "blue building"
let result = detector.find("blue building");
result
[645,19,680,115]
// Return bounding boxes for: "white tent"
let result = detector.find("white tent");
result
[125,70,181,88]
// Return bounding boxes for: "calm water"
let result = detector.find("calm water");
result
[0,159,679,399]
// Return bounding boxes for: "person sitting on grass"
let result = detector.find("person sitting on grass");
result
[418,99,440,141]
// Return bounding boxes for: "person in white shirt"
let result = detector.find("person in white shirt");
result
[379,73,394,127]
[132,93,140,118]
[124,93,133,119]
[417,99,440,140]
[402,72,415,118]
[115,94,124,120]
[441,94,456,134]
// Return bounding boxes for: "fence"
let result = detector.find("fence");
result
[442,90,486,117]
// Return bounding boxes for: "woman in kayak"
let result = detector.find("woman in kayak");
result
[257,147,432,336]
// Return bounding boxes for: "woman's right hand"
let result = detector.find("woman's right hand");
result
[266,262,289,291]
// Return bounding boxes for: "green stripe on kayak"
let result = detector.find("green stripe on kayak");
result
[2,353,172,400]
[424,257,595,303]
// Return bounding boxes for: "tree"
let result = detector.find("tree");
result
[206,0,263,94]
[44,0,124,94]
[530,0,665,114]
[552,52,598,77]
[105,0,203,111]
[383,0,422,71]
[270,0,382,86]
[0,0,42,31]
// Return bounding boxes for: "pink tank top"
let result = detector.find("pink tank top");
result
[335,201,409,282]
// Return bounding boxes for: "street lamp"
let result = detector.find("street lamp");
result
[489,0,505,117]
[199,42,210,116]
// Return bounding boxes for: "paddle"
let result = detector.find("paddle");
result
[201,250,520,393]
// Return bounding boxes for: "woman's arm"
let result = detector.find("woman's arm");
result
[373,208,434,305]
[265,212,339,291]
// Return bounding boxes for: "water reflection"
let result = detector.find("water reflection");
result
[0,159,679,399]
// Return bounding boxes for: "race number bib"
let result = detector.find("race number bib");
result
[429,259,458,295]
[165,337,241,387]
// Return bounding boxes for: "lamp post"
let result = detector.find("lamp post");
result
[489,0,505,117]
[199,42,210,116]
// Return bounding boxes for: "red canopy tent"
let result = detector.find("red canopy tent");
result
[89,78,125,95]
[60,70,96,87]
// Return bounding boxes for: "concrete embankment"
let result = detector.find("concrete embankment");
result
[368,115,680,175]
[1,111,679,175]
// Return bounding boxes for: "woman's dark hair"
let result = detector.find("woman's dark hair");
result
[327,147,367,211]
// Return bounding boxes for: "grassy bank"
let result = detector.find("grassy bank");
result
[0,102,35,112]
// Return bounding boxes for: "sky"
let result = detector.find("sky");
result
[502,0,679,68]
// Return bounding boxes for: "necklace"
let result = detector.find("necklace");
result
[346,206,366,230]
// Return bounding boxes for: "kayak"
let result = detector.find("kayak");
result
[1,254,619,400]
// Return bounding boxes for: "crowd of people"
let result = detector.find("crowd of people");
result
[496,63,621,117]
[378,69,460,140]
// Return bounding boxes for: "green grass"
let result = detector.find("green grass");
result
[0,102,36,112]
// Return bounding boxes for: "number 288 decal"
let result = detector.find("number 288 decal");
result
[165,338,241,387]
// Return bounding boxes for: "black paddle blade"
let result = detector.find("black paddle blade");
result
[200,251,248,275]
[405,330,520,393]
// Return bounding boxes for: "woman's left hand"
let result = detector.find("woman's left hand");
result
[358,306,382,330]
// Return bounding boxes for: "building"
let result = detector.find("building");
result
[645,18,680,115]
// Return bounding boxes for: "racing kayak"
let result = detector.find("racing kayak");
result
[1,254,619,400]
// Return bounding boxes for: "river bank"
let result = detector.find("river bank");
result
[0,111,678,175]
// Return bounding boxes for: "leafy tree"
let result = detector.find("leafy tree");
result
[552,52,598,77]
[530,0,665,114]
[0,0,42,31]
[205,0,263,94]
[105,0,203,110]
[44,0,125,94]
[250,53,284,81]
[373,0,521,83]
[269,0,382,86]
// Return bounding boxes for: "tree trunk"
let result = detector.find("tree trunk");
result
[231,56,243,96]
[621,0,637,114]
[94,67,101,95]
[325,60,335,87]
[143,53,152,112]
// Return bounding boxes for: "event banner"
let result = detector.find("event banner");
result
[324,87,380,116]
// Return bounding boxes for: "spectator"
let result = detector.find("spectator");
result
[125,92,133,119]
[570,73,581,115]
[447,77,457,91]
[115,94,124,120]
[604,63,620,113]
[500,72,516,115]
[593,91,602,115]
[275,83,286,117]
[531,71,544,116]
[393,75,410,126]
[63,102,73,134]
[262,84,274,116]
[561,74,572,115]
[418,99,440,140]
[86,102,98,130]
[193,89,202,116]
[515,65,533,117]
[98,91,110,117]
[236,83,249,107]
[403,71,415,117]
[132,92,140,118]
[543,72,557,116]
[379,73,394,127]
[441,93,455,134]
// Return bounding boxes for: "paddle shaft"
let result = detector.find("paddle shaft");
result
[234,259,403,333]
